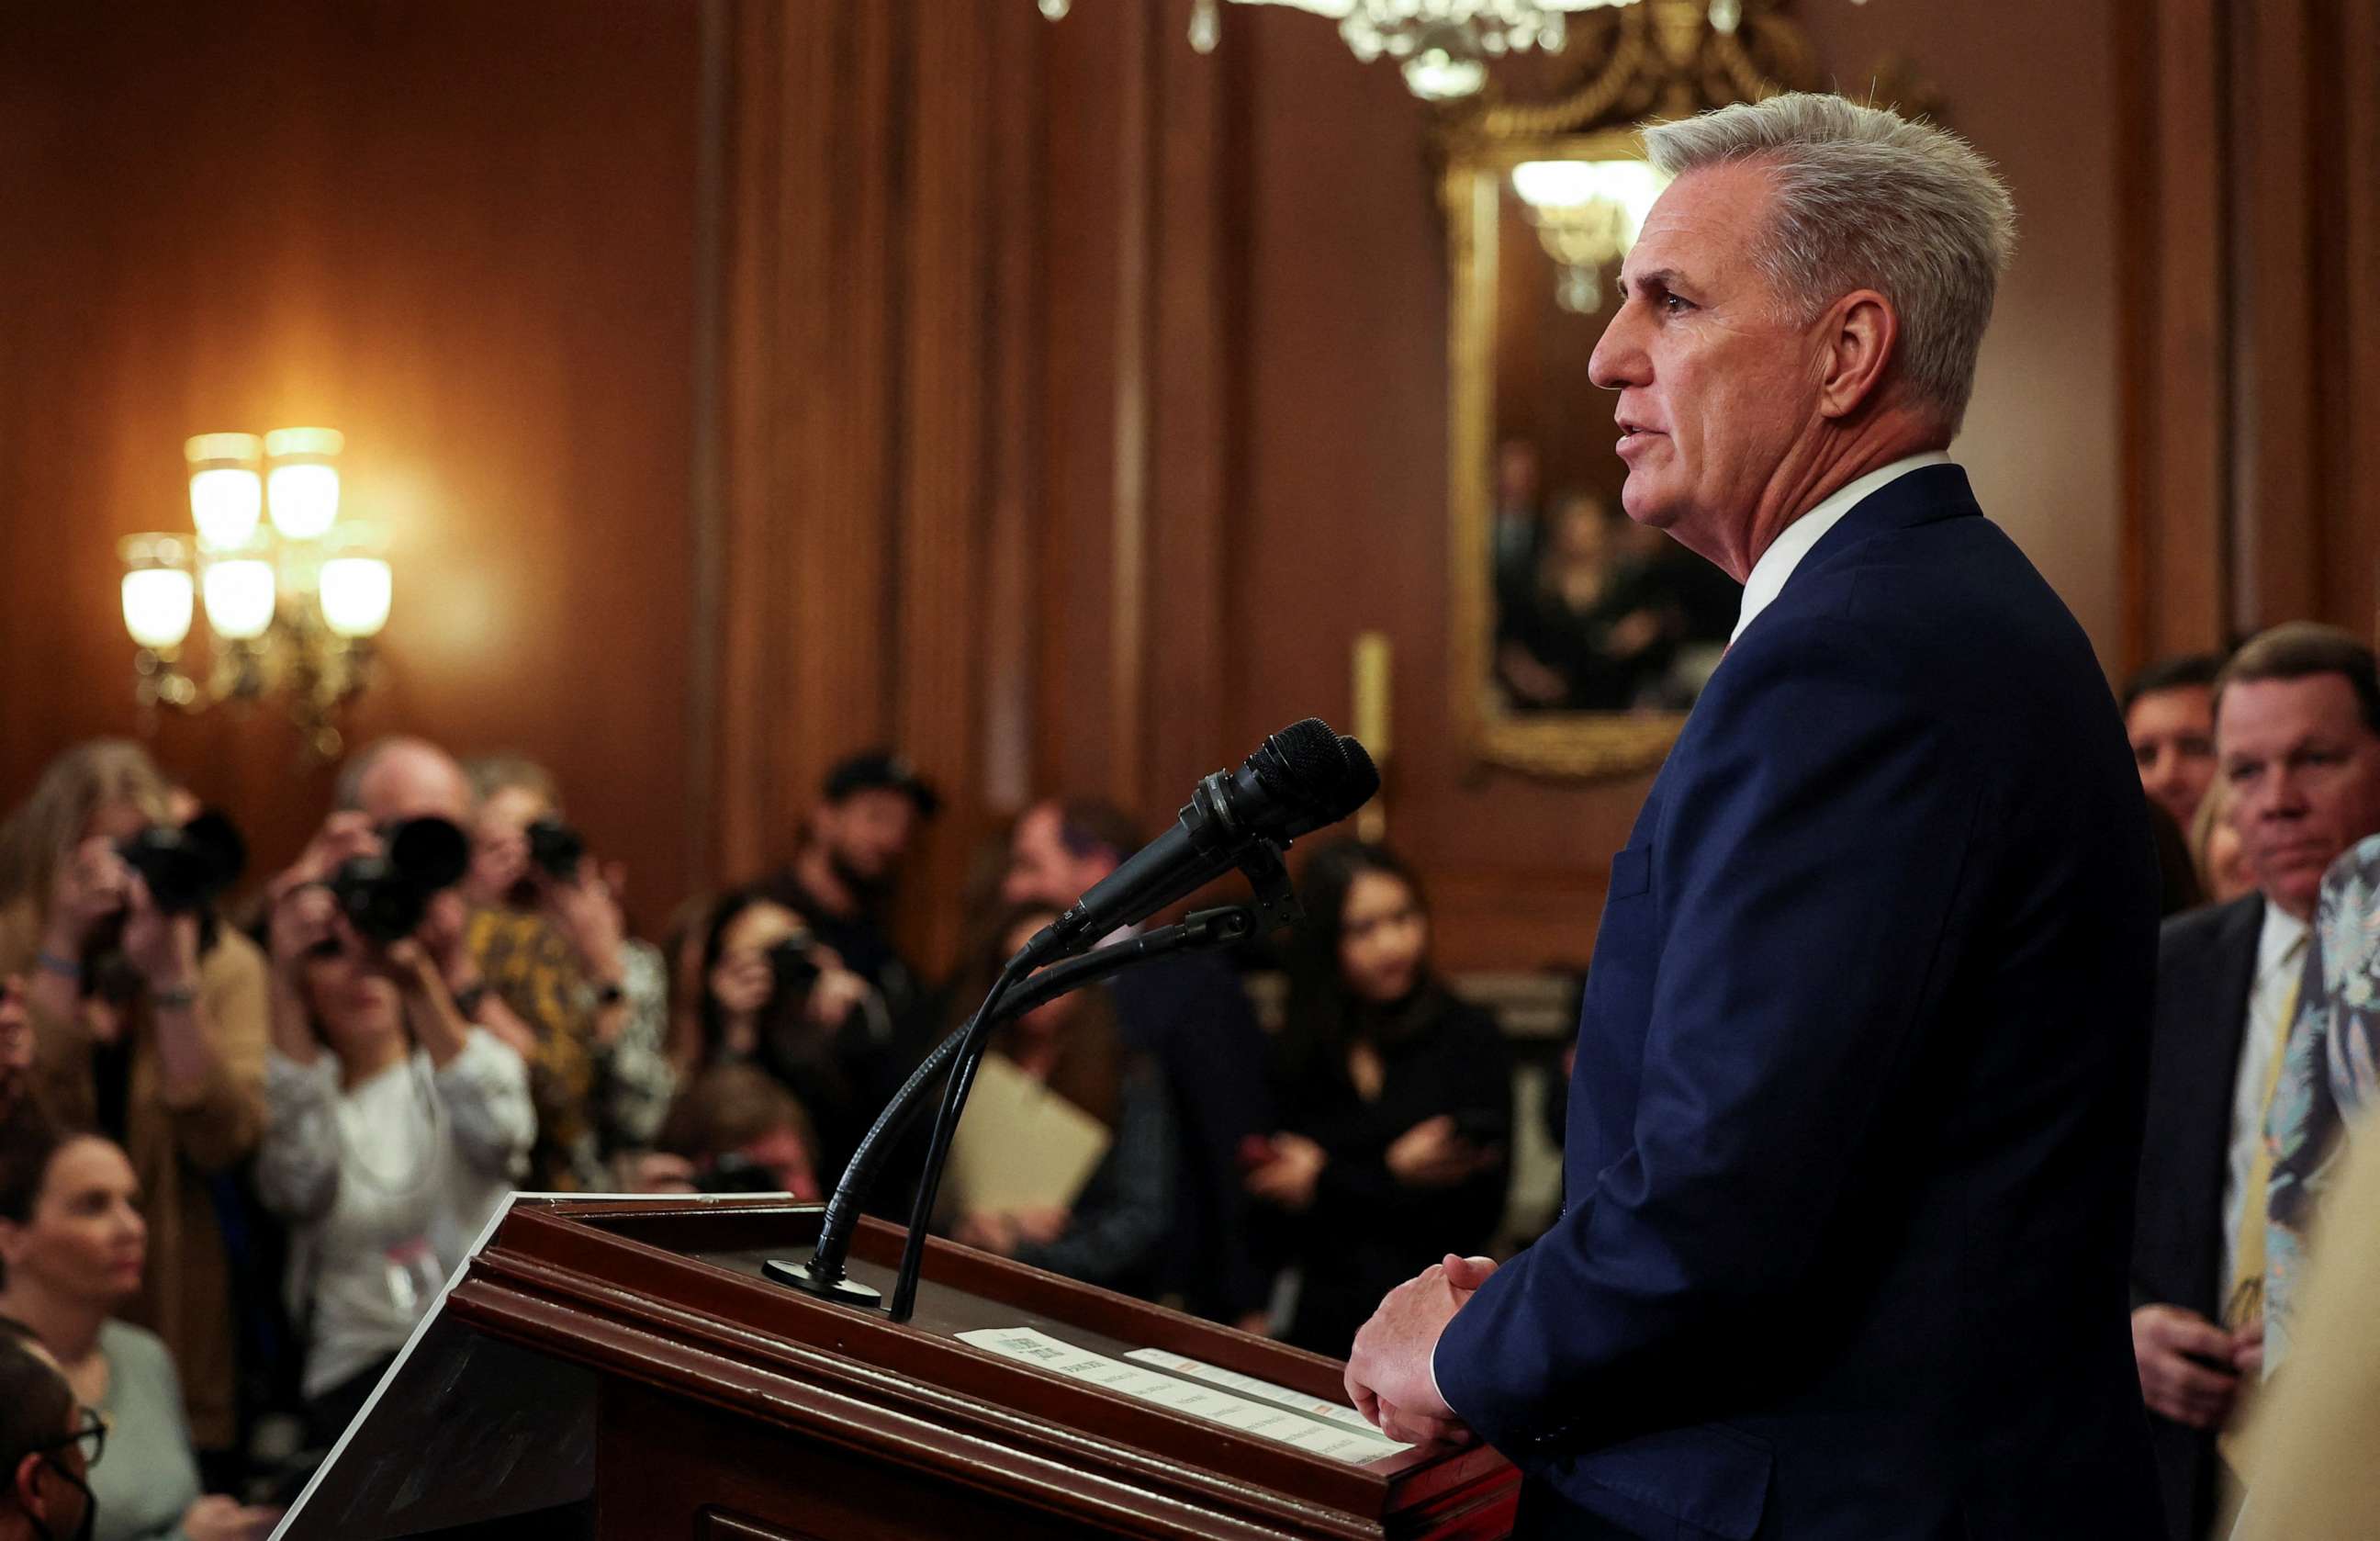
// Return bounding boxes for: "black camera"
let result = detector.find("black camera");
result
[767,936,823,1003]
[691,1152,788,1196]
[524,817,586,883]
[116,810,247,916]
[328,817,471,944]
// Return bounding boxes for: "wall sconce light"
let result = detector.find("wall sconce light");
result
[118,429,391,759]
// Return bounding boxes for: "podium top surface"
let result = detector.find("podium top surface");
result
[443,1197,1515,1541]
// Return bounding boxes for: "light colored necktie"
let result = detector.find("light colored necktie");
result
[2228,939,2307,1330]
[2220,937,2307,1475]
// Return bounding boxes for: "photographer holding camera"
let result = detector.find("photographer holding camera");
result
[461,757,676,1153]
[254,838,533,1448]
[686,890,889,1190]
[282,738,604,1191]
[0,740,267,1467]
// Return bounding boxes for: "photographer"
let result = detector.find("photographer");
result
[299,737,600,1191]
[763,751,937,1028]
[461,757,674,1153]
[0,741,266,1466]
[253,867,533,1449]
[690,889,889,1189]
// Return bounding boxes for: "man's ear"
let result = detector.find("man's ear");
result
[14,1449,48,1516]
[1815,289,1899,420]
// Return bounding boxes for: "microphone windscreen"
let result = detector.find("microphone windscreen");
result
[1332,735,1381,815]
[1260,717,1348,804]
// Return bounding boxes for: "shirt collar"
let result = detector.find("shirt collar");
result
[1731,452,1954,644]
[2257,901,2310,979]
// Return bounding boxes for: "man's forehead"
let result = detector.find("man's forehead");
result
[2217,674,2368,743]
[1621,163,1771,287]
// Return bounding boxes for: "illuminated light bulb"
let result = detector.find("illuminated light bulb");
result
[202,558,277,640]
[318,557,392,638]
[121,568,196,649]
[185,433,266,551]
[264,427,344,539]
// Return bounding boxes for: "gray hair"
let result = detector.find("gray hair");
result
[1643,92,2016,433]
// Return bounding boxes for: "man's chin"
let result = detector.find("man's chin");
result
[1619,481,1680,530]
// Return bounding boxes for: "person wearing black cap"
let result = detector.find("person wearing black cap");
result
[766,750,938,1033]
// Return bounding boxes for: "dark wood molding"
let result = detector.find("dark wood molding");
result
[431,1199,1520,1539]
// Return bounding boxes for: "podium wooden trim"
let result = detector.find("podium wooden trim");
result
[421,1197,1516,1540]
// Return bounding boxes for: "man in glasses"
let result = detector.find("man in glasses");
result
[0,1320,96,1541]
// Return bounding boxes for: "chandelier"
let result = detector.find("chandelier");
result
[118,429,394,760]
[1038,1,1665,102]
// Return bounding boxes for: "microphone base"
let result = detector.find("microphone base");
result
[764,1257,884,1308]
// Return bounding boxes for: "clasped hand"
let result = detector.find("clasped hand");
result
[1343,1253,1498,1446]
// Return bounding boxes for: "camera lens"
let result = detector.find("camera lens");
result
[116,810,247,915]
[326,816,469,943]
[525,817,586,882]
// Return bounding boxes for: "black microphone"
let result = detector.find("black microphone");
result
[1033,718,1365,958]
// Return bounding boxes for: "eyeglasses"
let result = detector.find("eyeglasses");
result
[31,1409,107,1470]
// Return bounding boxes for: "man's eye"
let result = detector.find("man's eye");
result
[1659,293,1693,315]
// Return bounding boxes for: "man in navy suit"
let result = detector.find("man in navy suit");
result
[1343,94,2164,1538]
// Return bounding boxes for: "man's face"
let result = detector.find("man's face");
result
[1589,163,1825,569]
[814,790,918,886]
[1001,805,1115,912]
[2127,684,2217,828]
[8,1392,90,1541]
[2217,674,2380,918]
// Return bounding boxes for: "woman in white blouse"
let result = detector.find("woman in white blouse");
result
[255,879,533,1446]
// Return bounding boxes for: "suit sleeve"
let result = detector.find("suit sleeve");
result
[1435,618,1984,1453]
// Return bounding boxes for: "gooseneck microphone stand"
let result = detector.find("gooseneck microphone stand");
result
[770,844,1296,1322]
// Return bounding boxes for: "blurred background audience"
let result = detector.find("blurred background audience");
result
[944,903,1175,1296]
[0,742,266,1475]
[1246,842,1511,1354]
[253,861,533,1448]
[1,641,2375,1527]
[0,1119,276,1540]
[2133,624,2380,1541]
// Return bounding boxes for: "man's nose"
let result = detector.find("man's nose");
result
[2259,770,2311,815]
[1590,303,1649,391]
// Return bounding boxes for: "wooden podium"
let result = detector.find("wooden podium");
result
[278,1197,1518,1541]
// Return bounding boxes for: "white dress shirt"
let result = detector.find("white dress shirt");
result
[2222,903,2310,1297]
[1731,453,1953,644]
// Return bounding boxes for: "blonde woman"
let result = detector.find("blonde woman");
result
[0,741,266,1461]
[2189,779,2254,907]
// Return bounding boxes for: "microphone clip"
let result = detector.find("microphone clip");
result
[1229,838,1299,934]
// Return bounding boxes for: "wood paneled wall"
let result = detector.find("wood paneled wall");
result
[0,0,703,931]
[2118,0,2380,659]
[8,0,2363,980]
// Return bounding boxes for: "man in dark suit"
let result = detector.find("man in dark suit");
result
[1343,94,2164,1538]
[1002,798,1274,1325]
[2132,624,2380,1541]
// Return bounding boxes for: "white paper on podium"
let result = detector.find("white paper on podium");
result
[958,1327,1409,1465]
[1124,1346,1384,1433]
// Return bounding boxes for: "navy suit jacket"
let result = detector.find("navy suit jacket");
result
[1436,466,2164,1540]
[2132,894,2263,1541]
